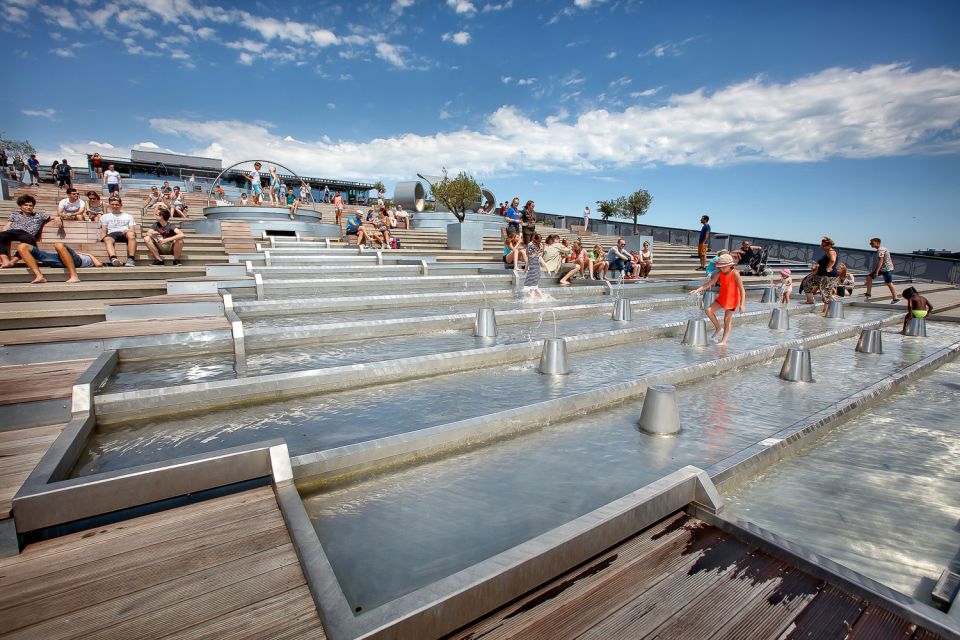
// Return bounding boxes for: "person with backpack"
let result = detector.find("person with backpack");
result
[55,159,74,189]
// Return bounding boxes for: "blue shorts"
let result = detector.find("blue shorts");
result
[610,257,631,272]
[252,183,263,196]
[873,270,893,284]
[30,245,81,269]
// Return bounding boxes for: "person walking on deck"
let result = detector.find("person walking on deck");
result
[864,238,899,303]
[697,215,711,270]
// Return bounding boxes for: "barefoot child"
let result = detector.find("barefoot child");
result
[901,287,933,333]
[523,234,548,299]
[689,253,746,345]
[775,268,793,304]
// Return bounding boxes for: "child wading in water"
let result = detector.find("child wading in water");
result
[775,268,793,304]
[901,287,933,334]
[689,254,746,345]
[523,234,548,299]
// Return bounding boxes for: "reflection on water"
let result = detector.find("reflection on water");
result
[241,289,683,329]
[84,309,920,482]
[724,359,960,604]
[102,295,695,394]
[300,325,960,610]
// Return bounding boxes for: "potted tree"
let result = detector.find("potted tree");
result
[431,169,485,250]
[597,188,653,251]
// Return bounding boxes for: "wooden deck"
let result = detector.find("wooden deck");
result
[448,512,949,640]
[0,315,229,346]
[0,423,65,519]
[0,359,94,405]
[0,486,327,639]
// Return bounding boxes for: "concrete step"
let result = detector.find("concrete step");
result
[0,298,142,330]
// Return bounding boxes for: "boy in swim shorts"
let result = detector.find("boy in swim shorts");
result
[901,287,933,334]
[689,253,746,346]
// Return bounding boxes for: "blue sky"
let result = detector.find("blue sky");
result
[3,0,959,252]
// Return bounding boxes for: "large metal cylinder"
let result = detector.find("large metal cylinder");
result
[393,181,426,212]
[760,286,777,303]
[701,289,717,309]
[638,384,681,435]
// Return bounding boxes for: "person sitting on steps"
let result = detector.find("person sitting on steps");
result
[17,241,102,284]
[144,208,185,266]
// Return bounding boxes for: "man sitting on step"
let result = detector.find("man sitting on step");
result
[144,208,185,266]
[17,241,103,284]
[99,196,139,267]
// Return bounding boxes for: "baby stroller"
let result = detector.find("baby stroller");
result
[743,247,769,276]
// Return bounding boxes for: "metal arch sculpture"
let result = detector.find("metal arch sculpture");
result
[393,181,426,212]
[206,159,312,207]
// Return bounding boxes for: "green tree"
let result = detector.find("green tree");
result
[596,189,653,235]
[0,133,36,157]
[372,180,385,194]
[429,169,481,223]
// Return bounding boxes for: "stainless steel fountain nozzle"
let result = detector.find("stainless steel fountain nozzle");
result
[638,384,681,435]
[855,328,883,353]
[780,347,814,382]
[538,337,570,375]
[681,319,709,346]
[825,300,844,319]
[768,308,789,330]
[904,317,927,337]
[611,298,632,321]
[474,307,497,337]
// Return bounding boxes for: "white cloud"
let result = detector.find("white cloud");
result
[500,76,512,84]
[482,0,512,10]
[143,64,960,178]
[606,51,617,59]
[642,36,701,59]
[22,108,56,119]
[195,26,215,39]
[39,5,79,29]
[442,31,471,45]
[6,5,27,22]
[238,52,254,65]
[631,87,661,98]
[439,109,452,120]
[327,103,336,110]
[375,41,407,68]
[447,0,476,14]
[609,76,632,88]
[391,0,415,14]
[517,77,536,86]
[133,141,158,149]
[50,48,75,58]
[226,39,267,54]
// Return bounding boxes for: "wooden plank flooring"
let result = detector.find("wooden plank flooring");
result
[0,359,94,405]
[0,423,65,519]
[0,316,229,346]
[0,486,327,639]
[447,512,948,640]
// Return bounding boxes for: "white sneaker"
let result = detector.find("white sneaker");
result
[125,258,136,267]
[110,256,122,267]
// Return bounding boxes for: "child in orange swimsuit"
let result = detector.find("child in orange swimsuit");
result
[690,253,746,345]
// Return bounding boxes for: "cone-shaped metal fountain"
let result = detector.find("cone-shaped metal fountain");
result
[611,298,632,321]
[768,307,790,330]
[538,337,570,375]
[780,347,814,382]
[855,328,883,353]
[904,317,927,337]
[681,319,709,346]
[825,300,845,318]
[760,286,777,303]
[474,307,497,337]
[638,384,681,435]
[700,289,717,309]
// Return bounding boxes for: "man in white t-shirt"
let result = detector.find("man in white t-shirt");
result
[103,164,122,195]
[98,196,139,266]
[394,204,411,229]
[57,188,89,220]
